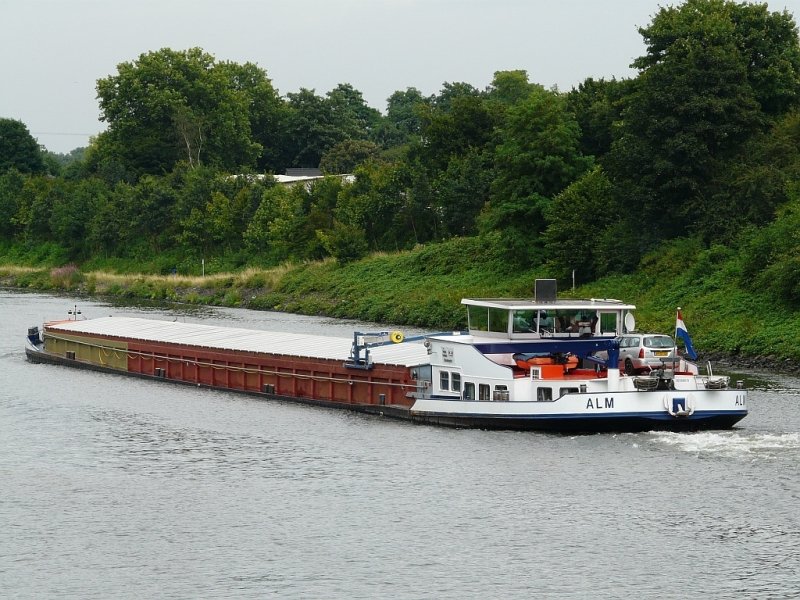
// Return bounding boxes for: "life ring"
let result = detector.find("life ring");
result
[663,393,694,417]
[389,331,404,344]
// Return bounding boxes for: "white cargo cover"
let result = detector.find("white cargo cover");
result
[46,317,429,367]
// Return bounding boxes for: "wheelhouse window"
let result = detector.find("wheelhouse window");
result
[512,310,536,333]
[550,310,596,334]
[537,387,553,402]
[488,308,509,334]
[537,310,556,333]
[479,384,491,401]
[467,305,512,335]
[600,312,618,335]
[451,372,461,393]
[467,305,489,332]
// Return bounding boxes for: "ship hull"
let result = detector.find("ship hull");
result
[25,345,746,432]
[25,314,747,433]
[406,409,746,432]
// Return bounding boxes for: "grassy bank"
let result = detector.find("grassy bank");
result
[3,236,799,364]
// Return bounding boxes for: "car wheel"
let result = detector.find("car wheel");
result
[624,359,636,375]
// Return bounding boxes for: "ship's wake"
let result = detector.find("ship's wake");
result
[646,430,800,459]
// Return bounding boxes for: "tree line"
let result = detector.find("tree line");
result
[1,0,800,303]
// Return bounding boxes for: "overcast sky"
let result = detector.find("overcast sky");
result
[3,0,800,154]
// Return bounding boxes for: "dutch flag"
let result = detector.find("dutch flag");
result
[676,308,698,360]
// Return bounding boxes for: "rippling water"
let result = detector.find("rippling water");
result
[2,291,799,598]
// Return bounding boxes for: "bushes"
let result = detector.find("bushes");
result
[2,226,799,362]
[740,200,800,306]
[49,264,82,289]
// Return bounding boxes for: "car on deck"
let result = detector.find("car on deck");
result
[616,333,678,374]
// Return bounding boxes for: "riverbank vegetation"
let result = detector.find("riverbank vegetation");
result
[3,233,799,363]
[2,0,800,364]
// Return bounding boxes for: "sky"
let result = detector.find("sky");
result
[3,0,800,154]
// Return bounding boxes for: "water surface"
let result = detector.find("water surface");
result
[2,291,799,598]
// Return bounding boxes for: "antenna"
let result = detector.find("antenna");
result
[68,305,82,320]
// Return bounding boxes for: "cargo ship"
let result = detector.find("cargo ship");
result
[25,284,747,432]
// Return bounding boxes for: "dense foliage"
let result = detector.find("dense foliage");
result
[0,118,46,174]
[1,0,800,316]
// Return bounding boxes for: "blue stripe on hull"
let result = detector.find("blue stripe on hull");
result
[410,410,748,432]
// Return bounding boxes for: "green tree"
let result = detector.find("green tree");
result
[636,0,800,118]
[607,0,800,242]
[740,193,800,304]
[283,89,339,168]
[217,61,289,173]
[303,176,345,257]
[320,139,380,174]
[493,88,589,201]
[432,82,480,111]
[180,190,249,255]
[565,77,629,159]
[542,167,637,282]
[690,109,800,243]
[0,169,25,238]
[0,118,45,174]
[96,48,261,176]
[432,149,493,238]
[264,185,311,261]
[14,176,56,242]
[373,87,429,147]
[244,181,332,262]
[485,70,539,107]
[283,84,379,169]
[49,179,106,256]
[415,93,495,173]
[87,182,135,256]
[481,88,591,267]
[317,220,368,264]
[327,83,382,137]
[335,161,409,250]
[127,175,178,254]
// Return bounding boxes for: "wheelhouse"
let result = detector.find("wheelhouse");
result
[461,297,636,340]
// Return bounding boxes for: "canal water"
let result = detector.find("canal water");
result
[2,290,799,599]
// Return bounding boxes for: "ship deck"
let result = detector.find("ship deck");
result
[45,317,430,367]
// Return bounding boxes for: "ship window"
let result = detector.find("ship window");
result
[479,384,491,401]
[464,382,475,400]
[467,305,489,331]
[600,312,618,335]
[451,372,461,392]
[440,370,450,390]
[551,310,595,334]
[537,310,556,333]
[512,310,535,333]
[493,385,510,401]
[488,307,510,334]
[560,387,579,397]
[537,387,553,402]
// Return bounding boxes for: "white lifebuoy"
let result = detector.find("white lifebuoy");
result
[389,331,404,344]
